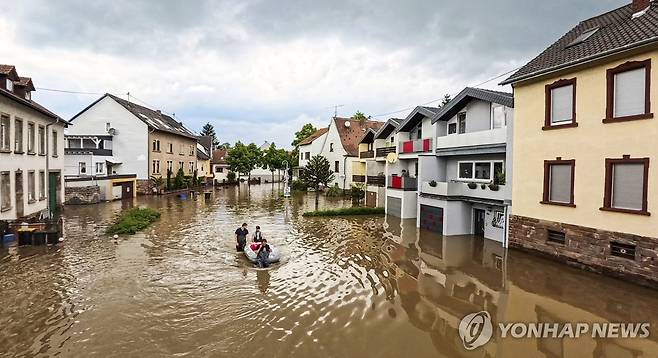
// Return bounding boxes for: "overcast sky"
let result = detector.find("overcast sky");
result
[1,0,627,148]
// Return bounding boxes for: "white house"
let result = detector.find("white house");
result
[293,127,328,180]
[417,87,514,244]
[0,64,67,220]
[211,148,230,184]
[317,117,384,189]
[385,106,439,219]
[67,93,198,194]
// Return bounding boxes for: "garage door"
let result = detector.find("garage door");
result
[366,191,377,208]
[420,205,443,234]
[387,196,402,217]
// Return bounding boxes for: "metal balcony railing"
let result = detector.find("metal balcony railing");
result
[375,146,396,157]
[366,175,385,187]
[65,148,113,156]
[359,150,375,159]
[352,175,366,183]
[399,138,433,154]
[388,175,418,190]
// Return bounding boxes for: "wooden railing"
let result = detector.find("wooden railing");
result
[367,175,385,187]
[359,150,375,159]
[352,175,366,183]
[375,146,396,157]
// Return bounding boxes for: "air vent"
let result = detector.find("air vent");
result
[547,230,566,244]
[610,242,636,260]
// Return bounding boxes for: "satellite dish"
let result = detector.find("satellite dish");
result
[386,152,398,164]
[108,128,117,135]
[344,121,351,128]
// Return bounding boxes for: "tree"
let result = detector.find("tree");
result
[262,143,282,184]
[174,167,186,189]
[439,94,452,108]
[227,142,261,184]
[352,111,368,121]
[200,122,220,148]
[291,123,317,148]
[301,155,335,209]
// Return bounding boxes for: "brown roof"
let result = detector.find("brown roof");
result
[211,149,228,164]
[16,77,35,91]
[333,117,384,156]
[0,65,18,80]
[298,127,328,146]
[0,64,64,123]
[502,3,658,85]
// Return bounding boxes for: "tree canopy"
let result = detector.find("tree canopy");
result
[227,141,261,177]
[352,111,368,121]
[301,155,335,209]
[292,123,318,148]
[200,122,220,148]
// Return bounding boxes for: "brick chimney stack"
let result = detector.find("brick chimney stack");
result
[633,0,652,12]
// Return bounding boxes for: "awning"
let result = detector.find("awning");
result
[105,157,122,164]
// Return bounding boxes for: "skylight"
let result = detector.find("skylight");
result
[566,27,599,48]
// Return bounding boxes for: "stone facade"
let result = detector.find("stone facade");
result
[65,185,101,205]
[509,215,658,289]
[136,179,151,195]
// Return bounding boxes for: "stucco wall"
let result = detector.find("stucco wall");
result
[512,50,658,237]
[149,130,197,177]
[319,122,352,189]
[67,96,149,178]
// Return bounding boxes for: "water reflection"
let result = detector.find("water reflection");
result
[0,185,656,357]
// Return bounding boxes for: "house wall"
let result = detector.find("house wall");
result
[445,153,507,182]
[67,96,149,178]
[319,122,352,189]
[149,130,197,177]
[64,153,109,177]
[298,132,326,168]
[512,50,658,238]
[0,95,66,220]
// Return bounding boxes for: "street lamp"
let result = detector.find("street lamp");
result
[282,160,291,197]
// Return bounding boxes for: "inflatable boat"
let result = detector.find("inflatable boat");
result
[244,242,281,264]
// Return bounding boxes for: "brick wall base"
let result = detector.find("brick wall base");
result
[65,186,101,205]
[136,180,151,195]
[509,215,658,289]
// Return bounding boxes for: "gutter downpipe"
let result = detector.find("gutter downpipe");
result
[45,117,61,218]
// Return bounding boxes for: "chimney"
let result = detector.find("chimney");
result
[632,0,651,12]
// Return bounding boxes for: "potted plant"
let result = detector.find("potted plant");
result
[480,183,487,189]
[494,170,506,185]
[429,180,437,187]
[488,183,500,191]
[467,182,477,189]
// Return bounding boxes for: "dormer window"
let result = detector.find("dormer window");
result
[24,91,31,101]
[6,79,13,92]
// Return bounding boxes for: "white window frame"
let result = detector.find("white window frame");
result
[6,79,13,92]
[491,104,507,129]
[96,162,104,174]
[457,160,504,182]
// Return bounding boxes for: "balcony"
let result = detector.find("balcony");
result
[367,175,385,187]
[420,180,508,201]
[359,150,375,159]
[65,148,113,156]
[375,146,396,157]
[353,175,366,183]
[399,138,433,154]
[436,127,507,151]
[388,176,417,191]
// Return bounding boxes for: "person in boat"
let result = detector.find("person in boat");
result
[235,223,248,252]
[256,239,272,268]
[252,226,264,242]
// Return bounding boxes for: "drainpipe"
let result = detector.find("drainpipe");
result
[342,155,348,193]
[45,117,61,218]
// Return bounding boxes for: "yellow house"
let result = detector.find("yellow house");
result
[501,0,658,288]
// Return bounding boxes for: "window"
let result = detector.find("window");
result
[215,166,224,173]
[448,123,457,134]
[25,91,31,101]
[330,143,334,152]
[27,123,35,153]
[305,152,310,160]
[544,78,576,129]
[168,143,173,153]
[152,139,160,152]
[300,152,303,160]
[492,104,506,129]
[179,161,184,169]
[152,160,160,174]
[458,113,466,134]
[0,114,10,151]
[547,230,566,245]
[95,162,104,174]
[39,171,45,200]
[390,136,394,144]
[0,172,10,211]
[27,171,35,203]
[6,79,13,92]
[167,161,173,172]
[190,145,194,156]
[105,122,111,132]
[189,161,194,172]
[541,159,575,207]
[458,161,503,181]
[602,156,649,215]
[180,144,185,155]
[52,130,58,156]
[605,60,652,122]
[415,123,422,139]
[14,118,23,153]
[334,161,339,173]
[38,125,45,155]
[79,162,87,175]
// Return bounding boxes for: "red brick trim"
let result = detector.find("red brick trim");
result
[601,155,650,216]
[541,158,576,207]
[544,78,577,130]
[604,59,652,123]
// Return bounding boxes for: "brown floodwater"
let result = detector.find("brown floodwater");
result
[1,184,657,357]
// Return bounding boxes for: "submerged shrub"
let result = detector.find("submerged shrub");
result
[107,208,161,235]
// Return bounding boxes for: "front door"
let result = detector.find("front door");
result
[366,191,377,208]
[473,209,485,236]
[48,172,60,216]
[15,172,23,218]
[121,182,133,199]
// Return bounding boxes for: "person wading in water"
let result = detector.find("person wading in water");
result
[235,223,248,251]
[256,239,272,268]
[252,226,264,242]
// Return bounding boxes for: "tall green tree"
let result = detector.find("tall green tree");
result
[291,123,318,148]
[352,111,368,121]
[228,142,258,182]
[301,155,335,209]
[263,143,283,183]
[200,123,220,148]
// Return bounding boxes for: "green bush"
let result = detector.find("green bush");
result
[227,172,237,183]
[326,185,343,197]
[303,207,385,217]
[291,180,308,192]
[107,208,161,235]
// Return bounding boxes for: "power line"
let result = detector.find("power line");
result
[35,87,105,95]
[371,66,521,118]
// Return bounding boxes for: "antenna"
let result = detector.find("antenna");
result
[333,104,345,118]
[126,91,130,102]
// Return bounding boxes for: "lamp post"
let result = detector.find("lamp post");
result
[282,160,291,197]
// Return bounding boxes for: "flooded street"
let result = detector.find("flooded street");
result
[1,184,657,357]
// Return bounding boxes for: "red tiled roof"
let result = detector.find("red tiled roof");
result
[16,77,35,91]
[0,65,18,80]
[211,149,228,164]
[298,127,328,146]
[333,117,384,156]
